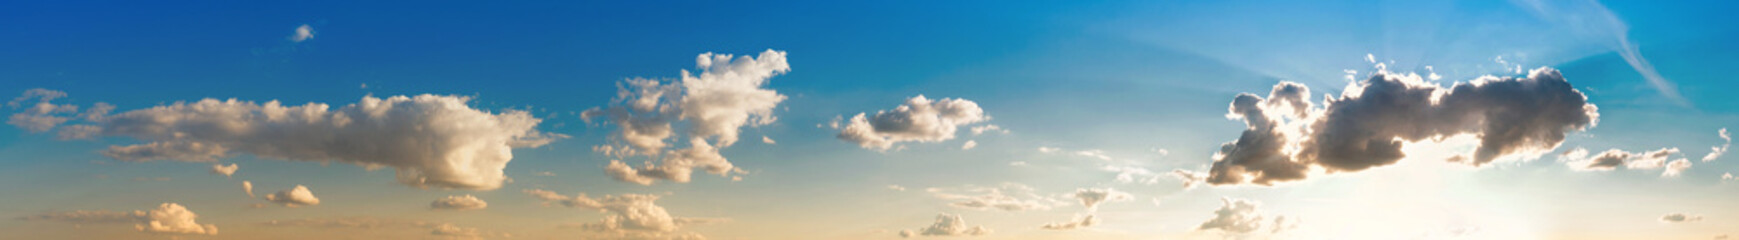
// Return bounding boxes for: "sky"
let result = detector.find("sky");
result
[2,0,1737,239]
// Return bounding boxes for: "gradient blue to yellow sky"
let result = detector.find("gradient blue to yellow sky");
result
[3,0,1737,239]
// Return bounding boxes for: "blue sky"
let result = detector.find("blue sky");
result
[2,0,1737,239]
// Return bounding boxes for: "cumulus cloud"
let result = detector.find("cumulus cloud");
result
[1206,67,1598,185]
[1198,198,1291,234]
[55,94,560,190]
[209,163,238,177]
[835,95,989,150]
[590,50,788,185]
[430,195,487,210]
[762,136,776,145]
[1040,214,1098,230]
[7,88,79,132]
[22,203,218,235]
[927,183,1061,212]
[900,213,992,237]
[1559,147,1690,177]
[264,185,321,207]
[1070,188,1132,210]
[1706,128,1730,162]
[290,24,314,42]
[242,181,254,198]
[961,140,977,150]
[1660,213,1702,223]
[523,189,724,236]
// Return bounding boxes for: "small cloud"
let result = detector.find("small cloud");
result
[900,213,991,237]
[210,163,238,177]
[430,195,487,210]
[762,136,776,145]
[290,24,314,42]
[264,185,321,207]
[1660,213,1702,223]
[533,171,556,177]
[961,140,977,150]
[888,185,907,191]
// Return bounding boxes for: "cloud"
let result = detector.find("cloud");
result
[22,203,218,235]
[1197,197,1292,234]
[523,189,724,236]
[264,185,321,207]
[1514,0,1683,103]
[242,181,254,198]
[290,24,314,42]
[1039,214,1098,230]
[261,217,507,238]
[970,124,1009,135]
[1070,188,1132,210]
[1171,169,1208,189]
[6,88,78,132]
[589,50,788,185]
[63,94,560,190]
[836,95,989,150]
[1559,147,1690,176]
[927,183,1061,212]
[1660,213,1702,223]
[1706,128,1730,162]
[961,140,977,150]
[762,136,776,145]
[430,195,487,210]
[1206,67,1598,185]
[900,213,992,237]
[209,163,237,177]
[888,185,907,191]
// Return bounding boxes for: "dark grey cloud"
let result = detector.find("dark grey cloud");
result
[1208,67,1598,185]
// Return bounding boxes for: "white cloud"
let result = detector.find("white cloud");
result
[69,95,561,190]
[888,185,907,191]
[523,189,724,236]
[961,140,977,150]
[242,181,254,198]
[1197,197,1292,235]
[590,50,788,185]
[1037,147,1060,153]
[762,136,776,145]
[1070,188,1133,210]
[6,88,78,132]
[1559,147,1690,177]
[970,124,1009,135]
[22,203,218,235]
[1039,214,1098,230]
[290,24,314,42]
[1207,67,1598,185]
[1659,213,1702,223]
[900,213,991,237]
[927,183,1061,212]
[264,185,321,207]
[1705,128,1730,162]
[836,95,989,150]
[430,195,487,210]
[209,163,237,177]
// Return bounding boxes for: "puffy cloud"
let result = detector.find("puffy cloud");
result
[1664,159,1692,177]
[1198,198,1291,234]
[22,203,218,235]
[589,50,788,185]
[1039,214,1098,230]
[927,183,1061,212]
[1070,188,1132,210]
[1706,128,1730,162]
[242,181,254,198]
[1559,147,1690,176]
[290,24,314,42]
[430,195,487,210]
[262,217,507,238]
[1660,213,1702,223]
[836,95,989,150]
[762,136,776,145]
[264,185,321,207]
[6,88,79,132]
[523,189,723,236]
[961,140,977,150]
[1171,169,1208,189]
[901,213,992,237]
[209,163,238,177]
[1206,67,1598,185]
[66,95,560,190]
